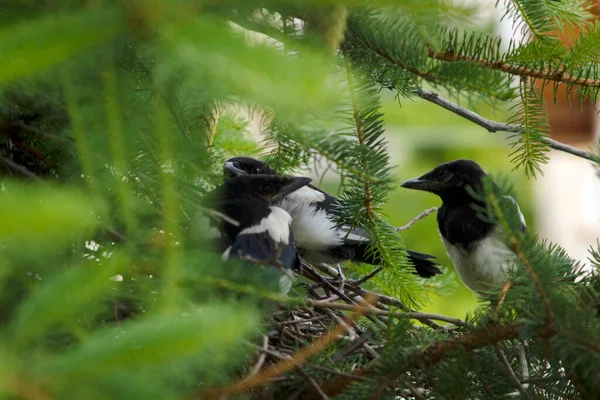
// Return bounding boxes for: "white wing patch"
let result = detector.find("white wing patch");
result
[239,206,292,244]
[286,186,326,203]
[277,197,343,250]
[441,226,517,294]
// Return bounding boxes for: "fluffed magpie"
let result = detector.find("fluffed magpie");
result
[223,156,442,278]
[401,159,527,293]
[209,174,312,292]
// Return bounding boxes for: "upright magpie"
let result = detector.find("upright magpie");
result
[401,159,527,293]
[223,156,442,278]
[209,174,311,292]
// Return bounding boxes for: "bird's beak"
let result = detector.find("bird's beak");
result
[274,177,312,200]
[400,176,440,192]
[223,161,245,177]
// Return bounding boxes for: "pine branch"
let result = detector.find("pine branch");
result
[344,57,374,216]
[425,40,600,89]
[412,89,600,164]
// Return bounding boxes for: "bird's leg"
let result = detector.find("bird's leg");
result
[336,264,345,292]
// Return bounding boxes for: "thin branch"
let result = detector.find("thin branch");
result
[348,267,382,286]
[309,300,467,327]
[294,367,330,400]
[412,89,600,164]
[395,207,438,231]
[0,157,43,181]
[494,343,528,397]
[248,336,269,378]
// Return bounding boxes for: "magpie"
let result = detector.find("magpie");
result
[209,174,312,292]
[223,156,442,278]
[401,159,527,293]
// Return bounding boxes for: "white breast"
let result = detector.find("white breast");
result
[286,186,326,203]
[441,226,517,294]
[277,197,342,250]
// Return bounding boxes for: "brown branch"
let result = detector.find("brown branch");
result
[367,35,600,88]
[428,48,600,88]
[565,366,594,400]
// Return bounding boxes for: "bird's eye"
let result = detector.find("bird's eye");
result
[259,183,272,194]
[254,167,261,174]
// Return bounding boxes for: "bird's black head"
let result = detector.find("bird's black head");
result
[401,159,487,204]
[223,157,277,179]
[223,174,311,204]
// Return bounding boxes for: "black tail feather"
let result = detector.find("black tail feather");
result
[347,243,442,278]
[406,250,442,278]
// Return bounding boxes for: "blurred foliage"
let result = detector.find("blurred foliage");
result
[1,0,600,399]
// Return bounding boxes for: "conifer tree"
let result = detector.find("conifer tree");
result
[1,1,600,399]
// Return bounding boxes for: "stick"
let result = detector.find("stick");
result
[412,89,600,164]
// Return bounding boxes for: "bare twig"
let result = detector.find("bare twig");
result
[516,343,529,389]
[397,375,427,400]
[348,267,382,286]
[309,300,467,327]
[248,336,269,378]
[295,367,330,400]
[412,89,600,164]
[0,157,43,181]
[494,343,528,397]
[396,207,438,231]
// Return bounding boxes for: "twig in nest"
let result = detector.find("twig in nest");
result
[248,336,269,378]
[309,300,467,327]
[203,294,379,398]
[294,367,330,400]
[0,156,43,181]
[348,267,382,286]
[396,207,438,231]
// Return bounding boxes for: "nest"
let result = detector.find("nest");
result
[230,261,462,399]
